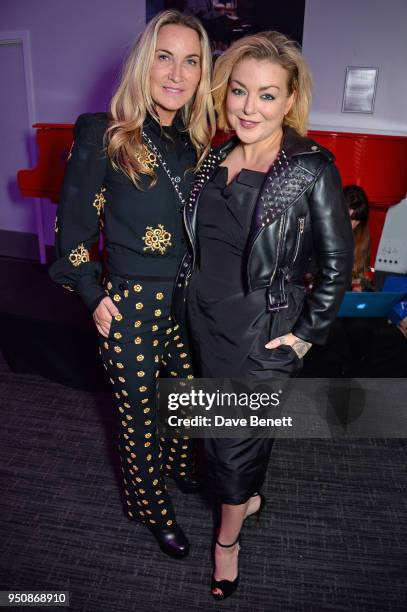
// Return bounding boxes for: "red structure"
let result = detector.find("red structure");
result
[310,130,407,265]
[18,125,407,265]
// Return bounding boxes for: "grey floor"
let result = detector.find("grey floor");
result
[0,353,405,612]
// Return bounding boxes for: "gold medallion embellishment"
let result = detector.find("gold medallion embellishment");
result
[93,187,106,217]
[69,243,90,267]
[135,145,159,171]
[142,224,172,255]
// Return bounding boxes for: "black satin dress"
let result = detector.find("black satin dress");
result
[187,166,300,504]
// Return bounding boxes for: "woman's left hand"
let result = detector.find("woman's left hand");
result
[265,333,312,359]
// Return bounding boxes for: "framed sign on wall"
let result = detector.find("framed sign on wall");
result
[342,66,379,114]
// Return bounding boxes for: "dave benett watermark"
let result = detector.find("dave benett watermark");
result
[157,378,407,439]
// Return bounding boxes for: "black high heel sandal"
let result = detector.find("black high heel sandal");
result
[211,536,240,601]
[246,493,266,521]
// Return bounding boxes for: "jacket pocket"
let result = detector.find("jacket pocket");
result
[269,284,306,340]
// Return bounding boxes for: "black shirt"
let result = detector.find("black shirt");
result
[49,112,197,312]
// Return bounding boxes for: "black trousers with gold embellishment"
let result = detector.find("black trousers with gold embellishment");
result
[98,274,194,528]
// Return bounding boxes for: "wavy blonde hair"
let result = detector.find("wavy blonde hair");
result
[107,9,215,187]
[212,31,312,136]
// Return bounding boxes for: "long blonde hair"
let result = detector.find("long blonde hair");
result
[107,9,215,187]
[212,31,312,136]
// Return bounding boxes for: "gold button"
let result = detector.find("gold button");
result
[133,284,143,292]
[156,292,164,300]
[114,332,122,339]
[134,337,142,344]
[134,320,142,328]
[113,294,121,302]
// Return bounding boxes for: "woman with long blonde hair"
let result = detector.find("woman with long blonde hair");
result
[50,9,215,558]
[173,30,353,597]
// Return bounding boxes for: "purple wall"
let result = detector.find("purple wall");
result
[1,0,145,247]
[1,0,145,122]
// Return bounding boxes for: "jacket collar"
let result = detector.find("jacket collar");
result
[282,127,321,158]
[144,111,186,137]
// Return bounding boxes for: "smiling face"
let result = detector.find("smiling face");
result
[225,57,295,144]
[149,24,202,125]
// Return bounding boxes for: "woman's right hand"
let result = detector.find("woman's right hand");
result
[93,296,120,338]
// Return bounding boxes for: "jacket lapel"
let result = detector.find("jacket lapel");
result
[248,129,319,247]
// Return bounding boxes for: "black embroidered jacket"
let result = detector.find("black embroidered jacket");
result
[49,112,196,312]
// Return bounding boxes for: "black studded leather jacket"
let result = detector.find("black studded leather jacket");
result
[172,127,354,346]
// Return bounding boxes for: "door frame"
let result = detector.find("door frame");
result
[0,30,45,263]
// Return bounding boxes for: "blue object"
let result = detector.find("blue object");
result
[388,300,407,325]
[338,292,407,318]
[382,275,407,292]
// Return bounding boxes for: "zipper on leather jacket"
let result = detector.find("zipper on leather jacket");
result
[268,212,287,288]
[183,203,194,262]
[291,216,305,267]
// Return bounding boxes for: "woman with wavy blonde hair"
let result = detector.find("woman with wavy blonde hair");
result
[107,9,215,185]
[50,9,215,559]
[173,30,352,598]
[212,29,312,136]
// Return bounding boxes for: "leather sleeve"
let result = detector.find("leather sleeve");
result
[292,161,354,345]
[49,113,108,313]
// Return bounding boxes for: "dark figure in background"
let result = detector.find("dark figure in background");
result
[302,185,407,377]
[50,10,215,558]
[344,185,373,291]
[172,31,353,599]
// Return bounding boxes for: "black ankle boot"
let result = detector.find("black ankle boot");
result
[147,523,190,558]
[166,474,203,494]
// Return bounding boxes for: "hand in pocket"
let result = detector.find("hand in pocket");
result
[93,296,120,338]
[265,332,312,359]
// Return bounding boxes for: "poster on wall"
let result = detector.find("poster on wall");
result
[147,1,306,55]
